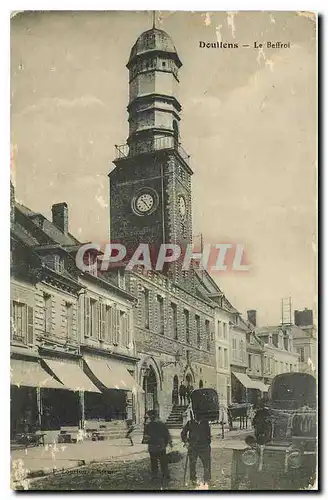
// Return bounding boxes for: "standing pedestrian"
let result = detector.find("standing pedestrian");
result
[172,386,179,406]
[142,410,172,487]
[186,384,194,404]
[181,415,212,488]
[125,419,135,446]
[179,382,187,406]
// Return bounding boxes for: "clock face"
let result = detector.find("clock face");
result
[179,195,186,218]
[132,190,157,216]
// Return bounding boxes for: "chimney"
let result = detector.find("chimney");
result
[52,202,68,234]
[247,309,257,327]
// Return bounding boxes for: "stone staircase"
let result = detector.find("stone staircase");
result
[166,405,188,429]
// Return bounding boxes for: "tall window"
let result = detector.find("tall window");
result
[43,293,52,334]
[298,347,305,362]
[12,301,33,345]
[157,296,164,335]
[144,290,150,329]
[218,321,222,338]
[205,319,210,351]
[232,338,237,359]
[98,303,106,342]
[290,364,293,372]
[171,303,178,340]
[184,309,190,343]
[239,340,244,362]
[90,299,97,338]
[248,354,252,370]
[65,302,73,338]
[195,315,201,348]
[224,348,228,368]
[223,323,227,340]
[120,310,127,345]
[218,347,222,368]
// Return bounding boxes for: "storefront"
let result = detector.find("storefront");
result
[232,372,268,405]
[40,357,100,429]
[10,356,64,438]
[83,355,143,423]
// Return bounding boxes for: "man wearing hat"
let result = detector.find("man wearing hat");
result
[142,409,173,486]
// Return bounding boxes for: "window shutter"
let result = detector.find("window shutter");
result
[95,302,100,339]
[84,296,90,338]
[107,305,113,344]
[127,312,131,347]
[99,303,106,341]
[27,306,34,345]
[116,309,121,345]
[112,304,118,344]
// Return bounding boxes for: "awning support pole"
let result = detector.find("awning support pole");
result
[79,390,85,430]
[36,387,42,429]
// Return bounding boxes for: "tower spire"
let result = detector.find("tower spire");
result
[152,11,156,29]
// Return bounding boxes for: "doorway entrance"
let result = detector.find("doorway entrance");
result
[172,375,179,405]
[143,366,158,414]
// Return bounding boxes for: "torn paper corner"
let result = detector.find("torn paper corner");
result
[297,12,317,22]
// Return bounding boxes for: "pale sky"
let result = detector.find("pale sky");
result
[11,11,317,325]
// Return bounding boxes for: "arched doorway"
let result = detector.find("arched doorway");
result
[142,366,158,414]
[199,379,204,389]
[186,373,192,387]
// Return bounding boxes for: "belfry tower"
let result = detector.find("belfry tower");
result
[109,23,193,285]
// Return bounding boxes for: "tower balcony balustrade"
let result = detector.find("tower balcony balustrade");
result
[114,135,191,166]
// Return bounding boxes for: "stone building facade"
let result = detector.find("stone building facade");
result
[256,325,299,386]
[10,195,141,443]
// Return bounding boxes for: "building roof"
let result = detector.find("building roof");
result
[16,202,80,247]
[128,28,182,67]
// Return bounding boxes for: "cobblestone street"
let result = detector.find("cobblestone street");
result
[29,448,233,491]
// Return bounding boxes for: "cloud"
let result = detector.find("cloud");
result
[16,96,105,116]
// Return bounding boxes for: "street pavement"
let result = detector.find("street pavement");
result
[11,426,251,490]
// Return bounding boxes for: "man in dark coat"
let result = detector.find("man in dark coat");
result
[179,382,187,406]
[143,410,172,486]
[181,416,211,487]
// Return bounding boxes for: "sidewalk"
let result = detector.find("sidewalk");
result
[11,427,251,485]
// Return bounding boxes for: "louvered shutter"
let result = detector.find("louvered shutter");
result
[127,311,131,347]
[112,304,117,344]
[95,302,100,339]
[99,303,106,341]
[27,306,34,345]
[84,296,90,338]
[116,308,121,345]
[107,305,113,344]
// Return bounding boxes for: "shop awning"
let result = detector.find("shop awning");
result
[10,359,64,389]
[84,356,144,393]
[42,359,101,393]
[232,372,266,391]
[108,359,144,394]
[255,382,269,392]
